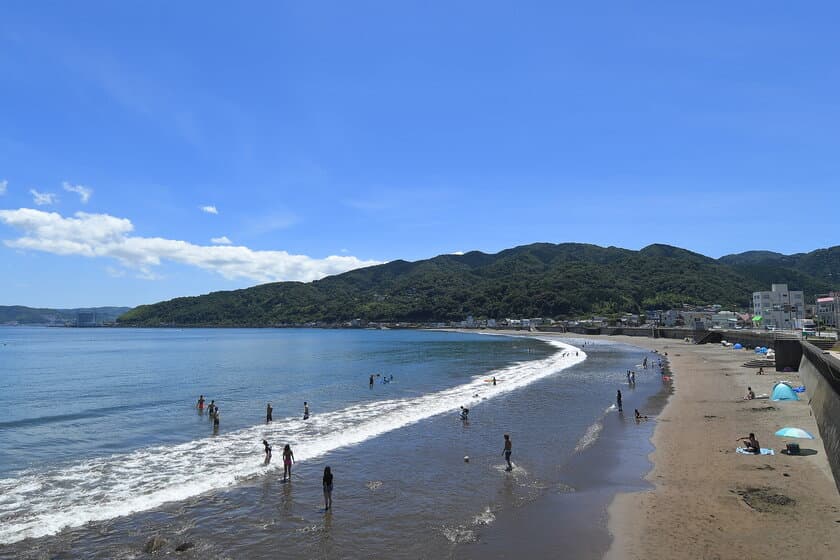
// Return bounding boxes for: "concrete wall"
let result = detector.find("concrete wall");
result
[798,342,840,494]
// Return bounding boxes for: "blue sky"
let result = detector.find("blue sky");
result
[1,2,838,308]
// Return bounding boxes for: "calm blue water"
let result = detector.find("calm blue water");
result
[0,328,549,476]
[0,327,664,559]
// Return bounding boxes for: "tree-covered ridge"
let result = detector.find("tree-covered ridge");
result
[0,306,132,325]
[117,243,840,327]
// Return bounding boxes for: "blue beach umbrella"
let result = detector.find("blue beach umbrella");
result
[774,427,814,439]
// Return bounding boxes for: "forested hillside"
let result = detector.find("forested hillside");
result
[117,243,840,327]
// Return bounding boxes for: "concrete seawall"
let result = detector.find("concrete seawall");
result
[799,342,840,494]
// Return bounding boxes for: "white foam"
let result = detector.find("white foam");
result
[574,417,605,453]
[0,337,585,544]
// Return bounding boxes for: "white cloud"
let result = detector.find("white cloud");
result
[0,208,382,282]
[30,189,57,205]
[0,180,7,195]
[201,205,218,215]
[62,182,93,203]
[211,236,232,245]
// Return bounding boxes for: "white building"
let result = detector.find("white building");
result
[752,284,805,330]
[710,311,738,329]
[816,293,840,327]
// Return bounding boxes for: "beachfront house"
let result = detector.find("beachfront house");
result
[752,283,805,330]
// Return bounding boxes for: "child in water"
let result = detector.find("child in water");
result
[263,439,272,461]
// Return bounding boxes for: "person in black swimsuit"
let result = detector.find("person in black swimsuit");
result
[323,466,333,510]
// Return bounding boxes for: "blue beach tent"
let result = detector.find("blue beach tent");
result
[733,343,743,350]
[771,383,799,401]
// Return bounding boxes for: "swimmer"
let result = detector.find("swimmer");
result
[197,395,205,409]
[213,407,220,427]
[634,409,648,420]
[459,406,469,421]
[303,401,310,420]
[282,444,295,482]
[207,400,216,417]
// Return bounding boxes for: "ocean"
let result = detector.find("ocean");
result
[0,327,666,559]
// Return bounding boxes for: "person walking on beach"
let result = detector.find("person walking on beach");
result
[263,439,272,462]
[502,434,513,471]
[282,444,295,482]
[197,395,205,410]
[323,466,333,510]
[303,401,310,420]
[266,402,273,422]
[616,390,623,412]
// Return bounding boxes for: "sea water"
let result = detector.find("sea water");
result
[0,327,663,559]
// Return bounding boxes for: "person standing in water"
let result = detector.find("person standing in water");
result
[197,395,205,410]
[369,374,374,389]
[630,371,636,385]
[323,466,333,510]
[303,401,310,420]
[502,434,513,471]
[207,400,216,417]
[266,402,273,423]
[616,390,623,411]
[263,439,272,462]
[213,406,220,428]
[492,376,497,386]
[282,444,295,482]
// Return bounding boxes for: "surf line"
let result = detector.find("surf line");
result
[0,337,585,545]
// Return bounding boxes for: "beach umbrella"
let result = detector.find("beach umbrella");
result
[774,427,814,439]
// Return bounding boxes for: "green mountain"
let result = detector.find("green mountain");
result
[117,243,840,327]
[720,246,840,297]
[0,306,132,325]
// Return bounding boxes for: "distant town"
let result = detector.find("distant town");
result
[3,284,839,336]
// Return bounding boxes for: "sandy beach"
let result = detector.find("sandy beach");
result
[592,335,840,560]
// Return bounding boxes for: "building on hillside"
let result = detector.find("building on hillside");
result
[816,293,840,327]
[752,283,805,330]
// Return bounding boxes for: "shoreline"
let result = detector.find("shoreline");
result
[453,329,673,559]
[594,335,840,560]
[476,331,840,559]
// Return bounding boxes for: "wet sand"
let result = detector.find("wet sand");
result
[453,330,673,559]
[596,335,840,560]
